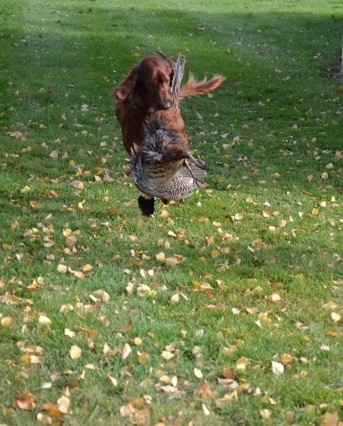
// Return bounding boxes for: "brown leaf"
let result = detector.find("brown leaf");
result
[16,390,36,410]
[280,353,294,365]
[320,411,340,426]
[197,382,216,399]
[120,320,132,334]
[70,180,84,190]
[222,367,235,379]
[41,402,62,417]
[138,351,150,365]
[29,200,41,209]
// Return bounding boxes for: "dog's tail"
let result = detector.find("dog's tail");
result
[179,74,225,100]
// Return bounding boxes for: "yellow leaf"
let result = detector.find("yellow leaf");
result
[71,270,85,279]
[134,337,143,346]
[165,257,177,266]
[38,315,51,326]
[64,328,76,338]
[1,317,13,327]
[138,351,150,364]
[161,350,174,361]
[270,293,282,302]
[171,293,180,303]
[156,252,165,261]
[331,312,341,323]
[82,264,93,272]
[202,403,210,416]
[108,374,118,388]
[50,150,59,158]
[280,353,294,364]
[260,409,272,419]
[194,368,203,378]
[57,264,68,274]
[57,395,70,414]
[70,345,82,360]
[236,357,249,370]
[271,361,284,375]
[29,200,41,209]
[93,289,110,302]
[122,343,132,360]
[21,185,31,193]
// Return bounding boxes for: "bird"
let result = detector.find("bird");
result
[130,120,207,215]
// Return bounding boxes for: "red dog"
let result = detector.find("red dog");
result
[111,54,225,154]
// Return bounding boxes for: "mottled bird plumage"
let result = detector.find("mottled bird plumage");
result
[131,121,206,201]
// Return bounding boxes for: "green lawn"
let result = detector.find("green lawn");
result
[0,0,342,424]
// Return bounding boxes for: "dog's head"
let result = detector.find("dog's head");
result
[112,55,174,112]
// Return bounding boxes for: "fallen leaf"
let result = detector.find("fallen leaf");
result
[161,350,174,361]
[57,395,70,414]
[82,264,93,272]
[202,403,210,416]
[70,180,84,190]
[57,264,68,274]
[270,293,282,302]
[1,317,13,327]
[21,185,31,193]
[156,252,165,261]
[280,353,294,365]
[230,212,244,222]
[70,345,82,360]
[320,411,340,426]
[93,289,110,302]
[236,357,249,370]
[194,368,203,378]
[320,345,330,351]
[64,328,76,338]
[122,343,132,360]
[108,374,118,388]
[50,150,59,159]
[331,313,341,323]
[222,367,235,379]
[260,409,272,419]
[16,390,36,410]
[41,402,62,417]
[215,390,238,407]
[271,361,284,375]
[38,315,51,326]
[138,352,150,364]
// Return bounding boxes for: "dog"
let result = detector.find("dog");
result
[111,54,225,154]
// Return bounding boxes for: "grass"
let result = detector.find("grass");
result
[0,0,342,424]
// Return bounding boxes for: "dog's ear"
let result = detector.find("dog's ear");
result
[111,67,138,101]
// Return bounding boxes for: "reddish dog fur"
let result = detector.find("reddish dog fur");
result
[111,55,225,154]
